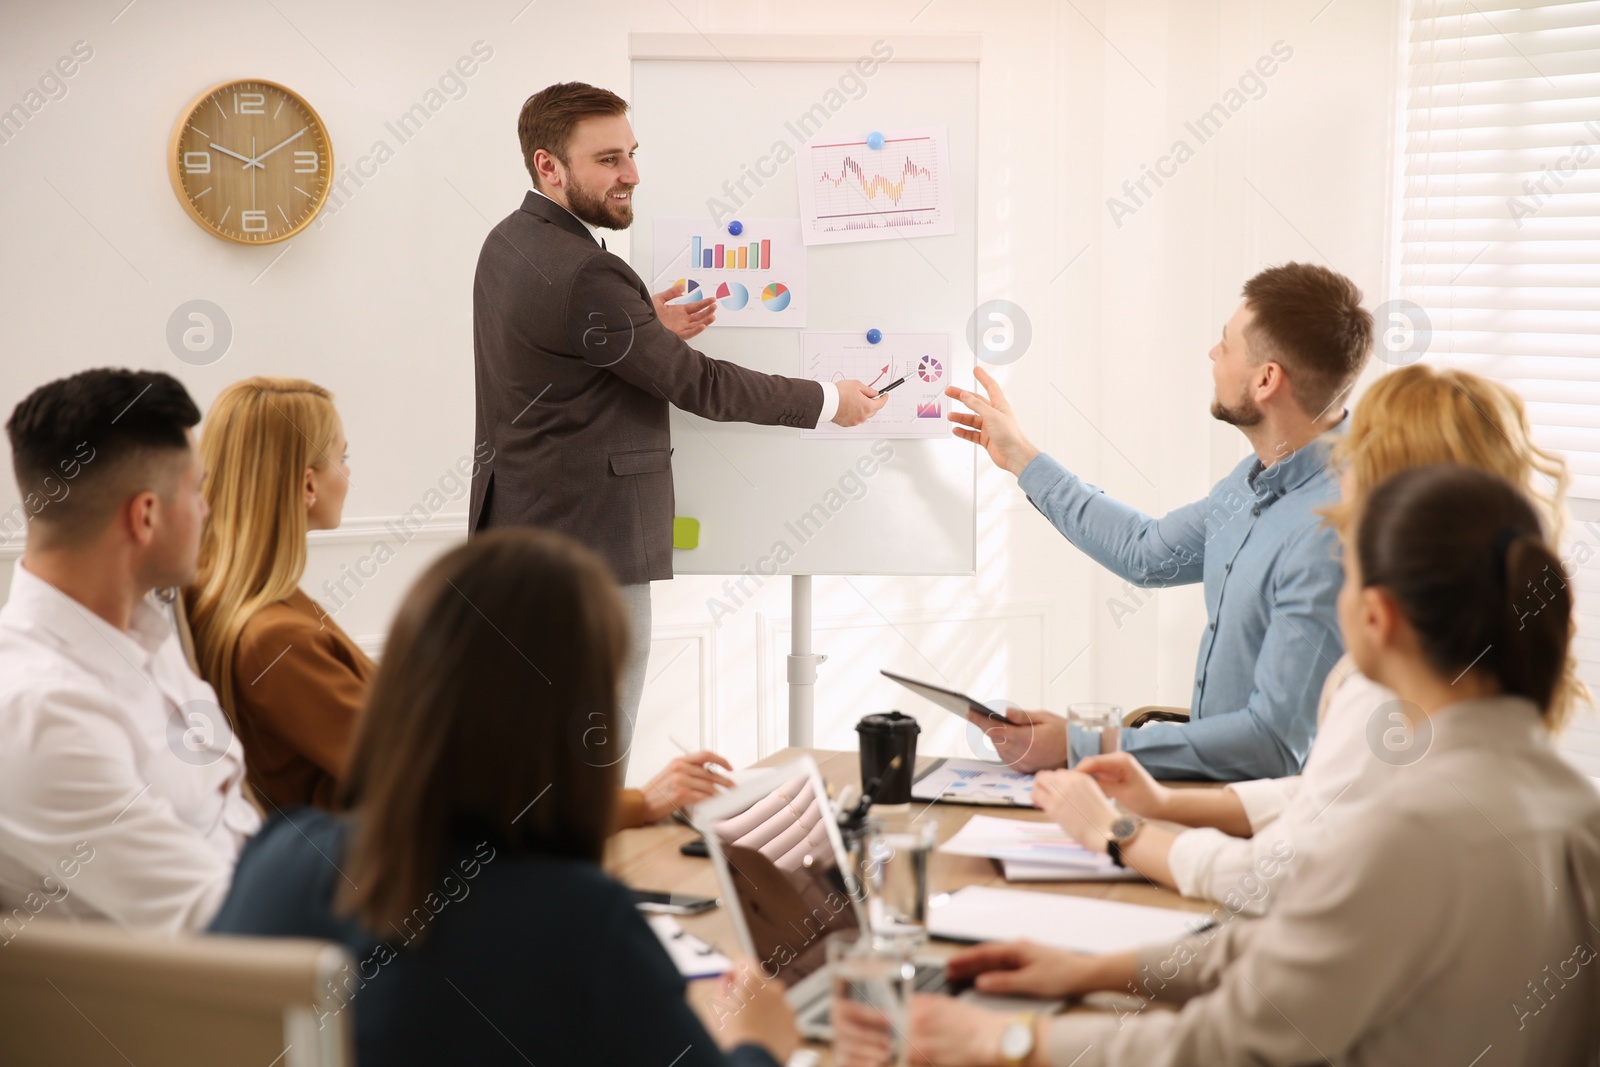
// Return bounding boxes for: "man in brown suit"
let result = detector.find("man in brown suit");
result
[471,82,885,775]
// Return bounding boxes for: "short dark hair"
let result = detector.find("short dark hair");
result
[1358,464,1571,714]
[1241,263,1373,419]
[337,527,627,940]
[5,368,200,543]
[517,81,628,186]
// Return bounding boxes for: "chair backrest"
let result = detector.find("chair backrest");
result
[0,919,355,1067]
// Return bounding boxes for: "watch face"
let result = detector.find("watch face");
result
[1000,1020,1034,1059]
[1110,816,1137,841]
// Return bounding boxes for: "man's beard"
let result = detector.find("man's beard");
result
[1210,391,1263,427]
[566,175,634,230]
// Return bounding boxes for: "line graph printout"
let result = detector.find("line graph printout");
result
[797,126,957,245]
[650,217,807,327]
[799,332,951,439]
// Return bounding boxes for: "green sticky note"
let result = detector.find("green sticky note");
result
[673,517,700,550]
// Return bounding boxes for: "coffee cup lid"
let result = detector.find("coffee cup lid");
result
[856,711,920,735]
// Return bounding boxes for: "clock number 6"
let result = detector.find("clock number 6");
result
[241,210,269,233]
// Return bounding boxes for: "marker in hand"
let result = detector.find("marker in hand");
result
[877,374,910,396]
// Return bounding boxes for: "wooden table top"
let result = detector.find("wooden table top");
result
[602,748,1216,1062]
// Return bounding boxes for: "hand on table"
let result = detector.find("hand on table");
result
[639,750,735,823]
[964,707,1067,773]
[652,281,718,340]
[696,958,800,1064]
[945,367,1041,477]
[945,939,1105,998]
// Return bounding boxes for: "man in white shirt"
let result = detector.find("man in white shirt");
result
[0,368,259,935]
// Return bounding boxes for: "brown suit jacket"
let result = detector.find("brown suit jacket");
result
[470,192,825,584]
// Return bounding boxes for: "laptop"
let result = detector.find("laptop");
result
[694,756,1060,1041]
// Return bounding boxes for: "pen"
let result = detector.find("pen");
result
[877,375,910,396]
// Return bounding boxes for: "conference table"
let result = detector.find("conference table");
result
[603,747,1217,1063]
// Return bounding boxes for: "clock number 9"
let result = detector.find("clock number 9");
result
[241,210,269,233]
[293,150,318,174]
[183,151,211,174]
[234,92,265,115]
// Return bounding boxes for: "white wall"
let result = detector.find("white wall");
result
[0,0,1401,785]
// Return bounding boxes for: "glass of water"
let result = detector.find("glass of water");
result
[829,929,913,1067]
[1066,702,1123,769]
[861,812,936,950]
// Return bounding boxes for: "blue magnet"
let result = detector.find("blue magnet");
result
[727,220,743,236]
[865,131,885,150]
[866,328,882,344]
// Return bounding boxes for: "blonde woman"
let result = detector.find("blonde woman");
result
[187,378,372,810]
[1028,364,1584,914]
[188,377,732,824]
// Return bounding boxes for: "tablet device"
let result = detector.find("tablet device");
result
[880,670,1011,724]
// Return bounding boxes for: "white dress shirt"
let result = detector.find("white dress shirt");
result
[1165,654,1396,915]
[0,561,259,933]
[528,187,840,423]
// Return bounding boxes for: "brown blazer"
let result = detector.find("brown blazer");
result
[231,589,375,811]
[469,192,825,584]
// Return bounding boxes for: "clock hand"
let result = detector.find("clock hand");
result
[247,127,308,168]
[209,142,263,170]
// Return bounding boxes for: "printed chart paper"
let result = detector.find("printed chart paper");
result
[799,332,951,439]
[650,217,806,328]
[796,126,957,245]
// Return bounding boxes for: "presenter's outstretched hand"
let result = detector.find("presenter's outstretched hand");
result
[833,379,890,427]
[652,281,718,341]
[946,366,1041,477]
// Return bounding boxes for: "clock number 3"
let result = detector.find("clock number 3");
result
[233,92,265,115]
[293,150,318,174]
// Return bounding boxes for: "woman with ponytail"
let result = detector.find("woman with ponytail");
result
[902,465,1600,1065]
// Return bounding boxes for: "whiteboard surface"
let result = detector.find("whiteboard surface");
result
[630,43,977,577]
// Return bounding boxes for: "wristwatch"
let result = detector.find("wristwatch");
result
[1106,813,1145,868]
[999,1013,1036,1067]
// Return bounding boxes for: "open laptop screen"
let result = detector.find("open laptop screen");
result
[706,774,860,988]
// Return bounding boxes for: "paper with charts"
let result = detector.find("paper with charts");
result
[796,125,956,245]
[799,333,951,439]
[650,217,806,328]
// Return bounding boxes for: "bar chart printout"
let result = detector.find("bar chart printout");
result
[649,217,807,327]
[797,125,957,245]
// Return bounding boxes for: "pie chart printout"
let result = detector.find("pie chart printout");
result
[762,283,792,312]
[716,281,749,311]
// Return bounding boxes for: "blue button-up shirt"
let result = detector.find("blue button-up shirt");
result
[1016,422,1346,780]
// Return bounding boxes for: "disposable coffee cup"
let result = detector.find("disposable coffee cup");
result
[856,711,920,806]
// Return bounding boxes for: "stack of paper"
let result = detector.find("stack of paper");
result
[928,885,1212,952]
[938,814,1139,882]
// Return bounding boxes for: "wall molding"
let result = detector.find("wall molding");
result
[648,620,720,752]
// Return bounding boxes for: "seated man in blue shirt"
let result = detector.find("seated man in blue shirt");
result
[951,263,1373,780]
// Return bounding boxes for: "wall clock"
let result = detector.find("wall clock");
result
[168,79,333,245]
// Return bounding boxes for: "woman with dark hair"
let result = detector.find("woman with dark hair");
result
[210,528,798,1066]
[889,466,1600,1066]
